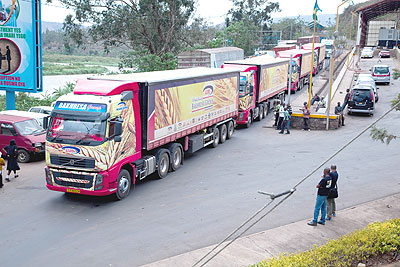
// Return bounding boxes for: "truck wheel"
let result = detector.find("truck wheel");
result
[17,149,30,163]
[169,144,183,171]
[257,106,264,121]
[219,124,227,143]
[226,121,234,139]
[245,112,252,128]
[156,150,170,178]
[264,103,269,117]
[115,169,131,200]
[211,127,220,148]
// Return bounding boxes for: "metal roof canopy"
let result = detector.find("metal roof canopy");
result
[355,0,400,47]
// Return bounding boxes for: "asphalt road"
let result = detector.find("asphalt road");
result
[1,57,399,267]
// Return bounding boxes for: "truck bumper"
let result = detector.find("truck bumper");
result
[236,110,249,125]
[45,167,117,196]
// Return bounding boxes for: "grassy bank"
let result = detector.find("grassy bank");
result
[43,62,109,76]
[252,218,400,267]
[43,54,120,67]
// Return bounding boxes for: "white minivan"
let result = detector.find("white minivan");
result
[370,65,390,85]
[0,110,50,129]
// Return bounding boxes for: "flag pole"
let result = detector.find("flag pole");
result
[308,9,317,109]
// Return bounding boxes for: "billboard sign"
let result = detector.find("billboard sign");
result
[0,0,42,92]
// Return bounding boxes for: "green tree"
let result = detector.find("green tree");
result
[49,0,195,70]
[271,17,306,40]
[225,20,259,56]
[226,0,280,30]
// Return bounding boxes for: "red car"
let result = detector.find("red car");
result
[379,50,390,58]
[0,114,46,163]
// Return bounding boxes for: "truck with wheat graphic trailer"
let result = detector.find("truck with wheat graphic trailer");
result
[44,68,239,199]
[222,55,289,127]
[301,43,326,75]
[276,49,313,91]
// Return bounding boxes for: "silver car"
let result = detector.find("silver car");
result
[370,65,390,85]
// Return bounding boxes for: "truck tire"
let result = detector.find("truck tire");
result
[219,124,227,143]
[169,143,183,171]
[264,103,269,117]
[257,106,263,121]
[245,112,252,128]
[17,149,30,163]
[156,150,170,178]
[211,127,220,148]
[115,169,131,200]
[226,121,234,139]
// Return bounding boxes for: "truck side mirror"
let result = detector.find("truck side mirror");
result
[114,121,123,137]
[114,136,122,142]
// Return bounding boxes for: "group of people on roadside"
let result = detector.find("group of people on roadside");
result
[0,139,20,188]
[273,100,292,134]
[308,165,339,226]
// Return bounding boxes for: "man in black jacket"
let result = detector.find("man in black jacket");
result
[327,165,338,220]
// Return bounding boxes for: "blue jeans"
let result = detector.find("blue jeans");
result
[313,195,328,223]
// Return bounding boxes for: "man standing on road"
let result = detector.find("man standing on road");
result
[341,89,350,111]
[335,102,345,126]
[277,103,285,130]
[327,165,339,220]
[300,102,311,131]
[308,167,332,226]
[273,100,281,127]
[279,107,291,134]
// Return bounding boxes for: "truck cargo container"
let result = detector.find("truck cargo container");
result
[301,43,326,75]
[321,39,334,58]
[276,49,312,91]
[177,47,244,69]
[297,36,321,46]
[222,55,289,127]
[45,68,240,199]
[273,44,296,54]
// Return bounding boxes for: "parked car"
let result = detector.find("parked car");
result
[355,74,379,102]
[347,86,375,116]
[355,84,379,102]
[378,50,390,58]
[370,65,390,85]
[361,47,374,58]
[28,106,53,115]
[0,110,50,129]
[0,114,46,163]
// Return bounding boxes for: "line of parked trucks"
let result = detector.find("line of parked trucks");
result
[0,42,328,200]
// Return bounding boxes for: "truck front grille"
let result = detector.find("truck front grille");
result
[52,171,94,189]
[50,155,95,169]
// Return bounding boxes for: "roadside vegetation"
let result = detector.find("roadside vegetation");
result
[43,54,120,67]
[0,82,74,111]
[251,219,400,267]
[43,62,109,76]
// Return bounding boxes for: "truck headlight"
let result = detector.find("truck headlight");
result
[94,174,104,190]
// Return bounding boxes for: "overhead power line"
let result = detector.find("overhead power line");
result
[193,100,400,267]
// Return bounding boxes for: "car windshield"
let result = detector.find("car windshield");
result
[373,67,389,74]
[14,119,44,135]
[47,116,107,146]
[351,90,372,102]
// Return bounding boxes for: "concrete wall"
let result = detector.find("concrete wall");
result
[290,113,340,130]
[367,21,396,47]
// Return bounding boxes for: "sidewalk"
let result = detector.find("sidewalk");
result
[143,193,400,267]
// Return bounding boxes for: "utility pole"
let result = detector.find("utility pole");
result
[290,23,293,40]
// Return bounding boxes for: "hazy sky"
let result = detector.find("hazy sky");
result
[42,0,366,24]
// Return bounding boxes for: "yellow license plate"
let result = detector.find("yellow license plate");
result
[66,188,81,194]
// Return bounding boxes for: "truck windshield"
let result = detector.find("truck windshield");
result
[14,119,44,135]
[326,45,333,50]
[47,116,107,146]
